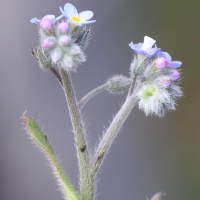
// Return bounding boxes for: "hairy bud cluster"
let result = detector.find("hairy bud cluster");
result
[37,21,90,71]
[133,57,183,117]
[106,75,131,95]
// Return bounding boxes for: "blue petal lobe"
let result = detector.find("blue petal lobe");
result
[158,51,172,61]
[60,7,70,19]
[79,11,93,20]
[64,3,78,17]
[169,61,182,68]
[30,18,40,25]
[42,15,55,20]
[81,20,96,24]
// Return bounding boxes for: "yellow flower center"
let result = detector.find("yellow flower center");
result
[154,66,159,71]
[71,16,81,22]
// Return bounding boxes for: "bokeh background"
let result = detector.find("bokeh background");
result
[0,0,200,199]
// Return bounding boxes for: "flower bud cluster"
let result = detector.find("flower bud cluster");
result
[129,36,183,117]
[106,75,131,95]
[30,3,96,72]
[38,22,91,71]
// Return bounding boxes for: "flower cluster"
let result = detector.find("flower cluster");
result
[30,3,96,71]
[129,36,183,117]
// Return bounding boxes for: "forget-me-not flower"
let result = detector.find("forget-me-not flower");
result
[60,3,96,26]
[30,15,63,30]
[129,36,161,57]
[157,51,182,68]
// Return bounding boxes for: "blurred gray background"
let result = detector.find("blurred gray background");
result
[0,0,200,199]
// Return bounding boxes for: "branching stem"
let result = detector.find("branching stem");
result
[50,67,63,86]
[128,75,136,97]
[91,95,138,177]
[78,83,109,109]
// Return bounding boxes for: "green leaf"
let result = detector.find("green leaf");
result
[23,112,79,200]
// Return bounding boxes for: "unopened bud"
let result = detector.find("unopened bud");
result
[40,18,52,30]
[156,57,169,70]
[58,36,70,46]
[163,80,171,86]
[106,75,131,95]
[171,70,180,81]
[70,44,81,55]
[58,22,69,33]
[51,48,62,63]
[42,39,53,49]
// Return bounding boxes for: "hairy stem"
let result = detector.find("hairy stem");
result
[128,75,136,97]
[78,83,109,110]
[91,95,138,177]
[50,67,63,86]
[59,68,93,200]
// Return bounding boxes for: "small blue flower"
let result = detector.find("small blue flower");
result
[157,51,182,68]
[30,15,63,25]
[60,3,96,26]
[129,36,161,57]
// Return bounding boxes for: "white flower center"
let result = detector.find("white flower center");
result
[142,36,156,53]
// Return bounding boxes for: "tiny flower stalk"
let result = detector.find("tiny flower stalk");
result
[23,114,79,200]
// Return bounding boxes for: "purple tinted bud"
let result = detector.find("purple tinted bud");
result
[163,80,171,86]
[59,36,70,46]
[63,38,70,45]
[58,22,69,33]
[40,18,52,30]
[42,39,52,49]
[156,57,169,70]
[171,70,180,81]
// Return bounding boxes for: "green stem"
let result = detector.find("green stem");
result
[78,83,108,110]
[59,68,93,200]
[91,95,138,177]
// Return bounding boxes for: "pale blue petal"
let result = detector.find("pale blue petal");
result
[81,20,96,24]
[42,15,55,20]
[158,51,172,61]
[64,3,78,17]
[30,18,41,25]
[169,61,182,68]
[163,51,172,61]
[79,11,93,20]
[56,15,64,21]
[60,7,70,19]
[68,19,82,26]
[52,15,64,23]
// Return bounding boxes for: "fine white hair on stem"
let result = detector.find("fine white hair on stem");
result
[59,68,94,200]
[91,95,138,177]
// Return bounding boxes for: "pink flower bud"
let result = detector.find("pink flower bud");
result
[63,38,70,45]
[58,22,69,33]
[156,57,169,70]
[163,80,171,86]
[42,39,53,49]
[40,18,52,30]
[59,36,71,46]
[51,48,62,63]
[171,70,180,81]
